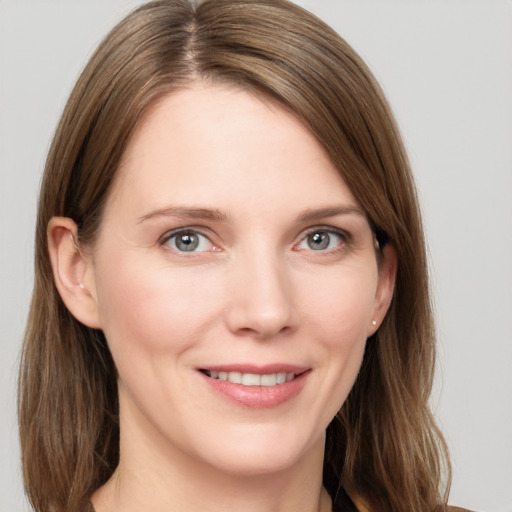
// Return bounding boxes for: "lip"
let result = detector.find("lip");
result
[203,363,309,374]
[198,364,311,409]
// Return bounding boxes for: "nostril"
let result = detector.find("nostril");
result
[234,322,293,340]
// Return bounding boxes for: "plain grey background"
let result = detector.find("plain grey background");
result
[1,1,511,511]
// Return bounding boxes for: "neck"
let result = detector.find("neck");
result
[93,454,332,512]
[92,411,332,512]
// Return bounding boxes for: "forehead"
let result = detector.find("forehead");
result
[106,84,358,218]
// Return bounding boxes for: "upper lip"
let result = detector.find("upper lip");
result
[199,363,309,375]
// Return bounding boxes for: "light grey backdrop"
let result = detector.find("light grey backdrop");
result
[1,1,511,511]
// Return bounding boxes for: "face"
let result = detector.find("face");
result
[83,85,395,477]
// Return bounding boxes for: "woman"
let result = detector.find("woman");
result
[18,1,468,511]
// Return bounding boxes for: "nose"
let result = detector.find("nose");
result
[224,251,297,340]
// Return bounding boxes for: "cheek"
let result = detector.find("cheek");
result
[93,256,223,357]
[299,265,377,405]
[301,263,378,340]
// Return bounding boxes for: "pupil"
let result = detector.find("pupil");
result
[308,232,329,250]
[177,233,199,251]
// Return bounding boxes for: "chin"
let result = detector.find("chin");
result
[194,424,324,478]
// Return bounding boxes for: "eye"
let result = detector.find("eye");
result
[297,229,347,252]
[162,230,214,253]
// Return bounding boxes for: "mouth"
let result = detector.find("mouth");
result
[200,369,299,387]
[198,365,310,408]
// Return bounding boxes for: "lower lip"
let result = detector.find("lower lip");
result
[199,371,310,409]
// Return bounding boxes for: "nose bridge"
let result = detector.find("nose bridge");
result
[225,241,296,338]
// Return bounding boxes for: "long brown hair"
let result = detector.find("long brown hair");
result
[19,1,450,511]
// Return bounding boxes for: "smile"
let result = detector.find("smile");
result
[199,365,310,408]
[202,370,296,387]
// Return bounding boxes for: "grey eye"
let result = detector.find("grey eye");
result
[175,233,199,251]
[306,232,331,250]
[297,229,346,252]
[164,231,213,252]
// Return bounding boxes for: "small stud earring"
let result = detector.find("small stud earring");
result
[372,320,377,326]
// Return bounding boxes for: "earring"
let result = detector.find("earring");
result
[372,320,377,326]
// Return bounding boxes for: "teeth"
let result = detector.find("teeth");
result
[261,373,277,386]
[228,371,242,384]
[207,371,297,386]
[276,373,286,384]
[242,373,261,386]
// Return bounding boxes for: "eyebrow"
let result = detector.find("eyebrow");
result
[137,204,365,224]
[137,206,229,224]
[297,205,366,222]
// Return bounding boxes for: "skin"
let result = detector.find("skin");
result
[48,84,396,512]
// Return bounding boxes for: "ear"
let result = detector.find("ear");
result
[367,243,397,337]
[47,217,102,329]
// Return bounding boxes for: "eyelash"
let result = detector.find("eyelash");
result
[294,227,351,255]
[158,226,351,255]
[159,228,216,253]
